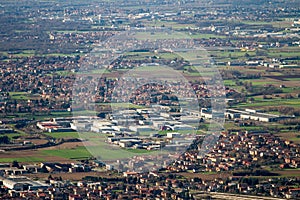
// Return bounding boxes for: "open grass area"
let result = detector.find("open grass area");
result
[9,92,31,100]
[9,50,35,57]
[45,112,72,118]
[248,80,278,86]
[61,110,96,116]
[2,133,25,140]
[43,131,79,139]
[267,47,300,58]
[0,157,45,163]
[284,78,300,81]
[74,132,161,160]
[281,87,300,93]
[134,31,189,40]
[276,132,300,144]
[289,137,300,143]
[52,70,74,76]
[145,21,197,30]
[238,19,292,28]
[211,50,255,59]
[41,53,82,57]
[78,69,111,74]
[223,79,237,86]
[126,149,150,153]
[42,146,92,160]
[238,98,300,108]
[189,33,227,39]
[96,102,145,109]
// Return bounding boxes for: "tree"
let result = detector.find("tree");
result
[48,175,53,180]
[0,136,10,144]
[12,160,19,168]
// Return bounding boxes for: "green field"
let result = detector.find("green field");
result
[289,137,300,142]
[9,50,35,57]
[42,146,92,160]
[189,33,227,39]
[0,157,45,163]
[284,78,300,81]
[238,98,300,108]
[281,87,299,93]
[2,133,25,140]
[268,51,300,58]
[96,102,145,109]
[126,149,150,153]
[56,110,96,116]
[9,92,31,100]
[43,131,79,139]
[78,69,111,75]
[145,21,197,30]
[223,79,237,86]
[75,132,161,160]
[134,31,188,40]
[211,50,255,59]
[50,70,74,76]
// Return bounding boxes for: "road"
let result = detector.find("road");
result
[194,192,286,200]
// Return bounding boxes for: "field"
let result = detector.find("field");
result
[276,132,300,144]
[43,131,79,139]
[0,157,45,163]
[0,149,70,163]
[96,102,145,109]
[4,130,162,162]
[42,146,92,160]
[134,31,189,40]
[78,132,150,160]
[238,98,300,108]
[179,171,231,181]
[9,92,32,100]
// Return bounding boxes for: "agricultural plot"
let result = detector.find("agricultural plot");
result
[43,132,79,139]
[0,157,45,163]
[238,98,300,108]
[9,92,32,100]
[42,146,92,160]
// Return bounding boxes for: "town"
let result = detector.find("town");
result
[0,0,300,199]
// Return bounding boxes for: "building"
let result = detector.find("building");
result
[167,132,181,139]
[226,108,294,122]
[0,176,49,191]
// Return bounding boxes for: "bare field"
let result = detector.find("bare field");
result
[41,141,85,150]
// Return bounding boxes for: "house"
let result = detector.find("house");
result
[106,164,114,170]
[172,124,194,131]
[287,188,300,199]
[123,172,138,177]
[167,132,181,139]
[129,125,154,132]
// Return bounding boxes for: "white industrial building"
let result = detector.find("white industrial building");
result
[225,108,293,122]
[0,176,49,191]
